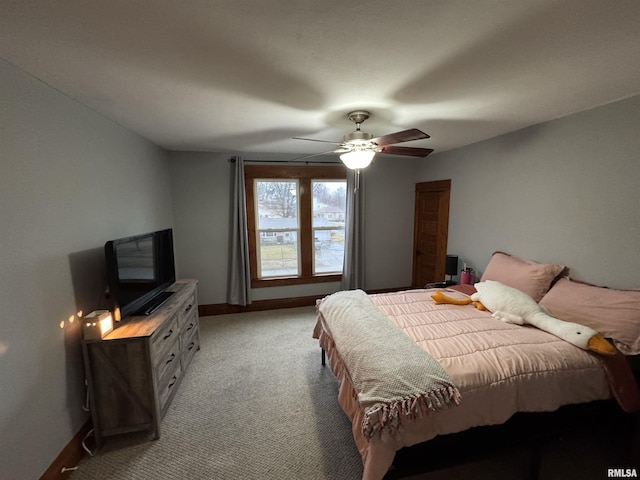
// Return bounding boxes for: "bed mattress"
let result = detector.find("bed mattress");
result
[314,288,612,480]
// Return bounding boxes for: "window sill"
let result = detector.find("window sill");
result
[251,274,342,288]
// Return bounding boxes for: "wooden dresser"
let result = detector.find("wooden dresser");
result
[82,279,199,447]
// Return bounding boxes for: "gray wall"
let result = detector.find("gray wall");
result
[0,59,173,479]
[363,156,421,290]
[418,95,640,289]
[4,48,639,479]
[170,96,640,305]
[169,153,421,304]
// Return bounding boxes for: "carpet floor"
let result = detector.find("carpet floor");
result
[71,307,362,480]
[70,306,639,480]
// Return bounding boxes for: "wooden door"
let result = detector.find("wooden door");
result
[412,180,451,287]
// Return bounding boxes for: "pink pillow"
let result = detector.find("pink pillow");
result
[447,284,477,296]
[539,277,640,355]
[480,251,566,302]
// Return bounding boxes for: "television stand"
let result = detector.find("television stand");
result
[82,279,199,448]
[136,291,174,316]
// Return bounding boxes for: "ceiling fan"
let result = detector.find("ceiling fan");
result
[293,110,433,169]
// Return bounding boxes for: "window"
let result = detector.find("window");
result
[245,165,347,287]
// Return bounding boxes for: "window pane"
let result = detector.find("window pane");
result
[258,232,299,277]
[312,180,346,274]
[255,180,299,277]
[256,180,298,219]
[314,228,344,273]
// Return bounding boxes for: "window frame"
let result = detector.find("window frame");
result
[245,164,347,288]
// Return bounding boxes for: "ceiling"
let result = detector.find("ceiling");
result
[1,0,639,158]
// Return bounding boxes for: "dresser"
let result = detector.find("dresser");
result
[82,279,199,447]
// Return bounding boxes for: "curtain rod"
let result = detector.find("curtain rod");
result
[229,157,341,165]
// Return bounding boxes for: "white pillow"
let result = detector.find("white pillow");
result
[471,280,539,324]
[471,280,613,354]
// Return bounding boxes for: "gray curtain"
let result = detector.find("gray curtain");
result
[227,156,252,305]
[341,170,366,290]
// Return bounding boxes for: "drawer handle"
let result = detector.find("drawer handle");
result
[166,353,176,365]
[188,342,196,351]
[185,323,194,332]
[185,304,193,313]
[168,375,177,389]
[163,329,174,340]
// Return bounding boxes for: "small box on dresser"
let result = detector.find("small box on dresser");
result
[82,279,199,448]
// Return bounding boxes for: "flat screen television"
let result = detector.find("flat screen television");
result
[105,228,176,318]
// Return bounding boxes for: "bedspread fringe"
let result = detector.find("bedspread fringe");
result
[362,386,462,439]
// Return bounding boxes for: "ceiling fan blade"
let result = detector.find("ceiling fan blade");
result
[288,148,348,162]
[376,145,434,158]
[293,137,343,146]
[370,128,430,146]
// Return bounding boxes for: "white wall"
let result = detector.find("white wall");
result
[418,95,640,289]
[169,153,421,304]
[0,58,173,479]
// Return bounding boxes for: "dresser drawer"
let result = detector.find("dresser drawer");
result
[154,335,181,383]
[157,363,183,413]
[151,317,179,358]
[180,311,198,341]
[177,292,197,329]
[181,323,199,371]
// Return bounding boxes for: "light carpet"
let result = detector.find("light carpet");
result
[70,307,363,480]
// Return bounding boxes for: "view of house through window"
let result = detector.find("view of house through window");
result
[245,165,347,286]
[256,180,300,277]
[254,178,346,279]
[312,180,346,274]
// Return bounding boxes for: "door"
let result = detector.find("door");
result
[412,180,451,287]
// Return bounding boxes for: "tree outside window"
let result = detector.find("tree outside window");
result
[256,180,299,277]
[245,165,347,287]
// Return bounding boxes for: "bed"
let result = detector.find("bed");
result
[313,252,640,480]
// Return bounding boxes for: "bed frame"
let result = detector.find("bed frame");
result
[319,346,640,478]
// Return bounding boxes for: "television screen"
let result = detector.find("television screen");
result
[116,234,154,276]
[105,228,176,318]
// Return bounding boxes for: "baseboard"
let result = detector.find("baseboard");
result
[199,294,321,315]
[41,418,92,480]
[197,286,413,316]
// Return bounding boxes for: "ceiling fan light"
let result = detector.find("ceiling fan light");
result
[340,150,375,169]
